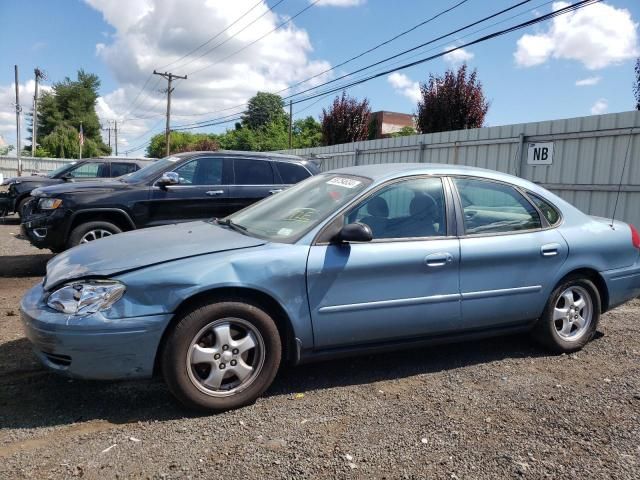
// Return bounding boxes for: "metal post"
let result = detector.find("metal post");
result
[32,68,43,157]
[107,123,111,151]
[79,121,83,160]
[154,70,187,157]
[14,65,22,176]
[114,121,118,156]
[515,133,525,177]
[288,100,293,149]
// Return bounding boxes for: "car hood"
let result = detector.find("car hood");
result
[12,175,59,186]
[44,221,266,290]
[33,179,126,196]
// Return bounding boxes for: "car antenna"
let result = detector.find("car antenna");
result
[610,127,635,229]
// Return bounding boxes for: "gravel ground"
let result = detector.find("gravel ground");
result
[0,219,639,479]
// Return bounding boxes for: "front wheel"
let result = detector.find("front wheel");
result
[17,196,33,217]
[533,276,601,353]
[162,301,281,411]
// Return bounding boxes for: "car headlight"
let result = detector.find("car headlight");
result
[47,280,126,316]
[38,198,63,210]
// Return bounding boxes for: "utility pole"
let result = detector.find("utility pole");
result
[114,121,118,156]
[153,70,187,156]
[32,68,44,157]
[14,65,22,176]
[288,100,293,149]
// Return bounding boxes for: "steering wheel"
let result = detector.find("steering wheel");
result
[284,207,319,222]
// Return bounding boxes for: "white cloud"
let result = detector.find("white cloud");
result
[315,0,365,6]
[443,46,474,65]
[514,2,639,69]
[76,0,334,154]
[387,72,421,103]
[575,76,601,87]
[590,98,608,115]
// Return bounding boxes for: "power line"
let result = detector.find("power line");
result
[172,0,531,129]
[182,0,321,78]
[173,0,600,131]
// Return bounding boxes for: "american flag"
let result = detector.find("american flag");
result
[78,123,84,146]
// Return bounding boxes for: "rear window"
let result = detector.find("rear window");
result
[275,162,311,184]
[234,159,274,185]
[111,163,138,177]
[528,192,561,226]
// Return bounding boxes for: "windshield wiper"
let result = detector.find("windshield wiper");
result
[216,218,248,233]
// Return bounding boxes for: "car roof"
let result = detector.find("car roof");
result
[330,163,539,190]
[173,150,307,163]
[90,157,154,163]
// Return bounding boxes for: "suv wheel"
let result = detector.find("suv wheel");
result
[17,196,33,217]
[163,301,281,411]
[68,221,122,248]
[532,276,600,353]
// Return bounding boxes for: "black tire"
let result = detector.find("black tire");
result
[532,275,601,353]
[67,221,122,248]
[162,300,281,412]
[17,196,33,218]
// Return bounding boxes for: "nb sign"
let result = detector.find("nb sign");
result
[527,142,553,165]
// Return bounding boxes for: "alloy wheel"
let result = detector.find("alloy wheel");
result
[553,286,593,342]
[186,318,265,397]
[79,229,113,243]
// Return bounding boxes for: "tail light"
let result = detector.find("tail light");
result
[630,225,640,249]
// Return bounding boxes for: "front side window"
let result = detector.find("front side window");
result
[346,177,446,239]
[227,174,371,242]
[528,192,561,226]
[234,159,274,185]
[174,157,222,185]
[67,162,102,178]
[454,177,541,234]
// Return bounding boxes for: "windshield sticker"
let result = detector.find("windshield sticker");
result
[277,228,293,236]
[326,177,362,189]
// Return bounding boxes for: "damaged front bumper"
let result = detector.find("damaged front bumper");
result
[20,281,172,380]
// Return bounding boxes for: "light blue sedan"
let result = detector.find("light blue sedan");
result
[20,164,640,411]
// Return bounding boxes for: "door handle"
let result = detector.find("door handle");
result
[425,252,453,267]
[206,190,224,196]
[541,243,560,257]
[269,189,284,195]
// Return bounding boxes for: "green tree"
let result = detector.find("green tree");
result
[146,132,220,158]
[242,92,288,129]
[292,116,322,148]
[390,126,417,137]
[634,58,640,110]
[28,70,110,158]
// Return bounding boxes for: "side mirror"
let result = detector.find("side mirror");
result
[61,173,73,181]
[158,171,179,189]
[333,222,373,243]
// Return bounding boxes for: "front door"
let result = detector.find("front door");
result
[146,156,233,226]
[306,176,461,348]
[451,176,569,329]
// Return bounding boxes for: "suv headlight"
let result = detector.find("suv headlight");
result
[47,280,126,316]
[38,198,63,210]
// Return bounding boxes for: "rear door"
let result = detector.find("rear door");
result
[146,156,233,226]
[451,176,569,329]
[230,158,281,211]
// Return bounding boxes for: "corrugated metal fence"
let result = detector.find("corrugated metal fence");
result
[0,156,75,179]
[282,111,640,228]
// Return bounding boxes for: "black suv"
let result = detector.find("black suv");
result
[21,151,318,252]
[0,157,152,217]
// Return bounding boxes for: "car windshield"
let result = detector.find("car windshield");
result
[120,156,179,184]
[225,173,371,242]
[47,162,78,178]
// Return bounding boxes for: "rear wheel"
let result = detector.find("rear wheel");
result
[533,276,600,353]
[163,301,281,411]
[67,221,122,248]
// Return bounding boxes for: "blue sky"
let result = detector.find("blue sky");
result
[0,0,638,155]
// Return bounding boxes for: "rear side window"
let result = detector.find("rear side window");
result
[234,159,274,185]
[275,162,311,184]
[67,162,102,178]
[528,192,561,226]
[110,163,138,177]
[454,177,541,234]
